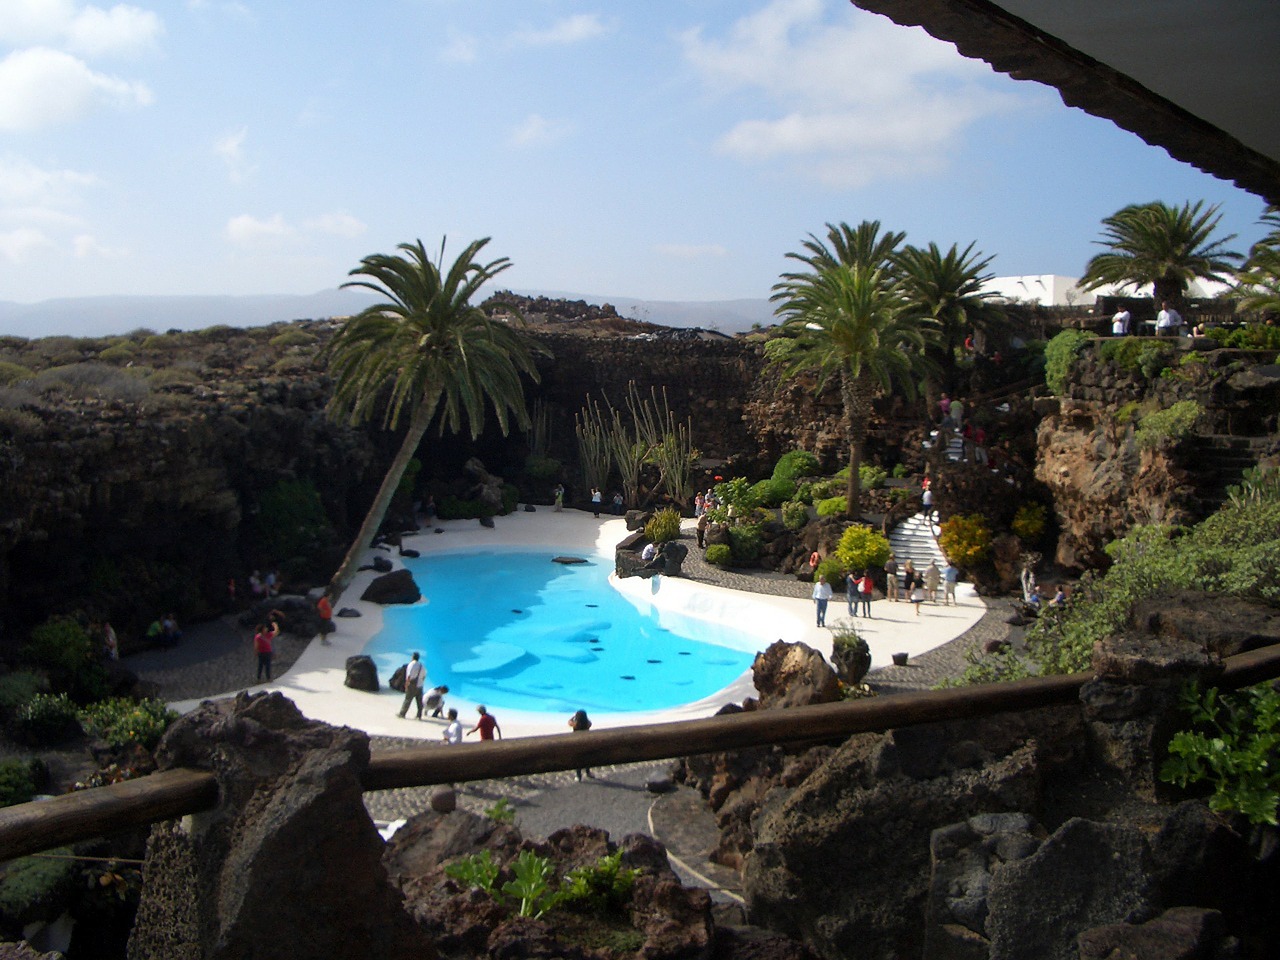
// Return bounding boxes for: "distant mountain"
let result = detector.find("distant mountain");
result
[0,290,777,339]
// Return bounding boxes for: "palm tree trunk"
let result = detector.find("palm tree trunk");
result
[328,399,435,601]
[841,373,870,520]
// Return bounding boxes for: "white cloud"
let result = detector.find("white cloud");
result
[655,243,728,260]
[0,155,97,206]
[73,232,125,258]
[0,0,78,46]
[215,126,254,182]
[67,4,163,59]
[681,0,1019,186]
[0,226,52,261]
[225,213,292,243]
[441,31,477,64]
[511,14,607,47]
[509,112,567,147]
[304,213,366,238]
[0,46,152,131]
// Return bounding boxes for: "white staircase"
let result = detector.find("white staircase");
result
[923,429,966,462]
[888,512,948,585]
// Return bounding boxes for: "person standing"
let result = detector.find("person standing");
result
[591,487,602,518]
[553,484,564,512]
[568,708,593,780]
[924,560,942,603]
[441,708,463,744]
[254,618,279,682]
[910,574,926,616]
[1111,307,1131,336]
[949,397,965,431]
[467,704,502,741]
[859,571,874,618]
[943,562,959,605]
[613,491,624,515]
[884,554,900,602]
[922,486,935,521]
[696,511,710,549]
[846,573,859,617]
[903,559,916,596]
[1157,301,1183,337]
[397,651,426,719]
[812,575,833,627]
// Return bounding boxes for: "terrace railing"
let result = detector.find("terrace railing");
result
[1,644,1278,862]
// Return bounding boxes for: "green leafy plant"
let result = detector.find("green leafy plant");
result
[501,849,558,918]
[772,449,820,481]
[1011,503,1047,542]
[485,797,516,824]
[750,476,797,508]
[1161,684,1280,825]
[815,556,846,588]
[0,671,48,724]
[78,697,178,751]
[1044,329,1093,395]
[0,758,42,808]
[644,507,682,544]
[781,500,809,530]
[556,850,639,914]
[809,478,844,500]
[859,463,888,490]
[794,481,814,505]
[1227,465,1280,509]
[830,626,872,685]
[834,524,891,573]
[712,477,760,519]
[937,643,1034,688]
[1134,400,1202,451]
[891,463,909,479]
[0,848,77,928]
[704,544,732,566]
[727,523,763,564]
[938,514,992,568]
[445,850,501,893]
[10,692,82,746]
[815,495,847,518]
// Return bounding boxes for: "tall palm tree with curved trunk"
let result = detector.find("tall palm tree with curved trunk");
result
[770,227,932,519]
[1078,200,1242,307]
[893,241,1004,375]
[323,237,543,599]
[1235,205,1280,315]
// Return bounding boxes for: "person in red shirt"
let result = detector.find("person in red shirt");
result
[253,618,280,682]
[467,705,502,741]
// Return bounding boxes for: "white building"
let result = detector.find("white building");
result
[981,274,1233,306]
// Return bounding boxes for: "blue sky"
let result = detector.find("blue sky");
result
[0,0,1270,309]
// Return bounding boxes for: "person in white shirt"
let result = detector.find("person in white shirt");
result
[1111,308,1131,336]
[397,651,426,719]
[812,575,833,627]
[442,708,464,744]
[1156,302,1183,336]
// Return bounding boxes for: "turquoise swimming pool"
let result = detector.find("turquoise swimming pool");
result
[364,549,759,715]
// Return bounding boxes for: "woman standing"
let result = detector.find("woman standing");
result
[569,709,593,780]
[253,618,280,682]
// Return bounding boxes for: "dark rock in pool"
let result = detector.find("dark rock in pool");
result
[621,675,635,680]
[591,647,604,651]
[345,655,379,691]
[512,609,523,614]
[586,604,598,608]
[553,556,588,564]
[360,569,422,605]
[678,651,691,655]
[647,659,662,664]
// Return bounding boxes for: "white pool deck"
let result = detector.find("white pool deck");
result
[172,509,985,740]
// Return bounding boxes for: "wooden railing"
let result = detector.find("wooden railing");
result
[2,644,1278,863]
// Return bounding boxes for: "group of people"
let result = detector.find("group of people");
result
[585,487,626,518]
[1112,301,1194,338]
[693,489,721,517]
[814,556,961,625]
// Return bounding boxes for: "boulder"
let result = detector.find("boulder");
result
[751,640,841,709]
[130,692,426,960]
[1077,907,1228,960]
[361,569,422,605]
[345,655,379,692]
[660,540,688,576]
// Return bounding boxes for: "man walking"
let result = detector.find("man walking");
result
[467,704,502,741]
[397,651,426,720]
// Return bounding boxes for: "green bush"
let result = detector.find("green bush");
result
[834,524,891,573]
[0,758,42,808]
[556,850,639,915]
[79,697,178,751]
[21,617,107,702]
[794,481,814,505]
[0,848,77,928]
[11,693,83,746]
[1011,503,1047,542]
[0,361,34,385]
[751,476,797,508]
[0,671,48,724]
[781,500,809,530]
[1134,400,1202,451]
[269,328,316,348]
[815,556,846,588]
[97,343,134,364]
[523,455,561,488]
[938,514,992,568]
[704,544,732,566]
[810,478,844,500]
[1044,329,1093,395]
[644,507,682,544]
[1098,336,1172,378]
[712,477,760,518]
[891,463,908,478]
[1161,683,1280,825]
[859,464,888,490]
[1207,323,1280,350]
[727,524,763,564]
[815,496,847,518]
[772,450,820,481]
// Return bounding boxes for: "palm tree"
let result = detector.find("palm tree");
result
[1235,205,1280,315]
[893,241,1004,368]
[770,229,932,519]
[1078,200,1242,307]
[322,237,543,598]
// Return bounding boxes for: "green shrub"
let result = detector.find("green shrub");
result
[1161,683,1280,825]
[445,850,500,893]
[523,455,562,488]
[859,464,888,490]
[727,524,763,564]
[485,797,516,824]
[938,643,1034,688]
[269,328,316,348]
[1011,503,1047,541]
[712,477,760,518]
[772,450,820,481]
[0,758,42,808]
[704,544,732,566]
[1208,323,1280,350]
[810,478,844,500]
[1134,400,1202,451]
[834,524,891,573]
[781,500,809,530]
[11,693,83,746]
[891,463,908,478]
[938,514,992,568]
[0,361,34,385]
[815,556,846,588]
[1044,329,1093,395]
[1228,465,1280,509]
[556,850,639,914]
[830,626,872,685]
[22,617,97,684]
[793,481,814,505]
[79,697,178,751]
[644,507,682,544]
[0,671,48,724]
[751,476,797,507]
[97,344,134,364]
[0,848,77,927]
[815,496,847,518]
